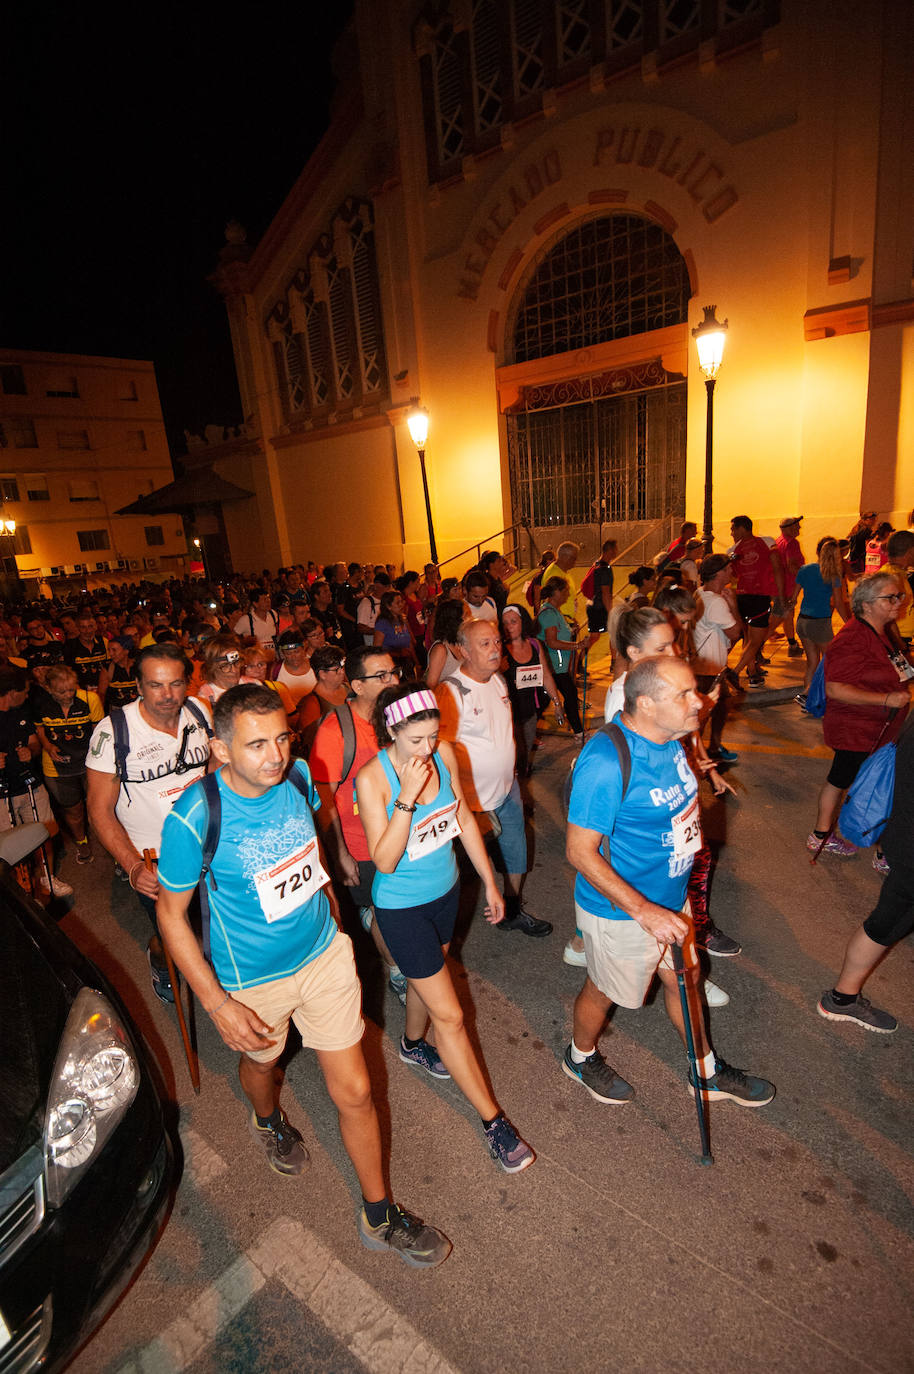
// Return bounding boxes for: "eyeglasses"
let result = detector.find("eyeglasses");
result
[355,667,402,683]
[875,594,905,603]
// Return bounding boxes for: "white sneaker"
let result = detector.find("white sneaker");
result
[40,873,73,898]
[563,940,588,967]
[703,978,730,1007]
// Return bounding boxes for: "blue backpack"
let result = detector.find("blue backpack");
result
[804,658,827,718]
[839,742,896,848]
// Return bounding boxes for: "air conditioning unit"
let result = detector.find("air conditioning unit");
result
[128,558,141,571]
[63,565,78,575]
[50,566,65,577]
[144,557,159,570]
[115,558,128,571]
[92,561,107,573]
[40,568,53,578]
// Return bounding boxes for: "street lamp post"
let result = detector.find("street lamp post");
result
[406,405,437,563]
[193,536,210,583]
[691,305,728,555]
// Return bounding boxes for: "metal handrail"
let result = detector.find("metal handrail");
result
[607,516,672,569]
[435,518,537,575]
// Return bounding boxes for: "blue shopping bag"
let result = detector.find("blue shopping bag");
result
[805,658,826,718]
[839,742,896,847]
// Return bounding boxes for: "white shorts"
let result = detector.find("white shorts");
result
[576,900,697,1009]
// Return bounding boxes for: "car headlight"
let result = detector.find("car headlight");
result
[43,988,139,1207]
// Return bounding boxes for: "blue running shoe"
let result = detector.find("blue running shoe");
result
[399,1037,449,1078]
[562,1045,634,1103]
[484,1115,534,1173]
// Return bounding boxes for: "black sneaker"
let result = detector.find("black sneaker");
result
[358,1203,452,1269]
[757,653,771,666]
[817,990,897,1034]
[249,1109,310,1176]
[696,923,742,958]
[746,674,766,689]
[787,643,804,658]
[498,906,553,937]
[562,1045,635,1103]
[689,1056,775,1107]
[146,947,174,1004]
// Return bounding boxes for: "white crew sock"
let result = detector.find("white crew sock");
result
[697,1051,716,1080]
[570,1040,593,1064]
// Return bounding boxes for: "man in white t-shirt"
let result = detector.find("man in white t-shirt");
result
[693,554,741,760]
[87,643,213,1002]
[234,589,279,651]
[435,619,551,939]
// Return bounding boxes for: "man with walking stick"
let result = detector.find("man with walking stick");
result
[562,655,775,1129]
[87,643,212,1002]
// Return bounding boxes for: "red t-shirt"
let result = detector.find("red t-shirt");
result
[775,534,803,596]
[732,536,776,596]
[308,707,378,861]
[823,616,909,751]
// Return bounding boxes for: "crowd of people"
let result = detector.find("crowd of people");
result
[0,511,910,1270]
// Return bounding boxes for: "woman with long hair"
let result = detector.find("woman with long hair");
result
[373,590,418,674]
[794,538,851,707]
[536,576,588,741]
[355,683,534,1173]
[425,597,466,688]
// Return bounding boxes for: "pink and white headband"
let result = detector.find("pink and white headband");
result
[384,688,438,729]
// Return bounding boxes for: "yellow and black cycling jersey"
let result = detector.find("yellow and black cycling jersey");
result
[31,688,103,777]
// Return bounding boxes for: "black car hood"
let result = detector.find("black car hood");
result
[0,905,70,1173]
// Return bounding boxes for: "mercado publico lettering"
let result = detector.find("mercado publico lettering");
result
[457,126,738,300]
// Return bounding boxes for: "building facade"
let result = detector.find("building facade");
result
[210,0,914,574]
[0,350,185,593]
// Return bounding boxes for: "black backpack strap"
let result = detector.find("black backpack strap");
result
[332,702,357,787]
[286,761,311,797]
[440,674,471,697]
[602,721,631,800]
[184,697,214,739]
[196,772,222,963]
[110,706,130,782]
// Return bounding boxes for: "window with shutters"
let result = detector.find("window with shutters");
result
[25,475,49,501]
[145,525,164,546]
[0,477,19,502]
[68,479,100,502]
[417,2,778,183]
[4,525,32,556]
[5,418,38,449]
[77,529,110,552]
[58,429,90,450]
[266,200,388,427]
[0,365,26,395]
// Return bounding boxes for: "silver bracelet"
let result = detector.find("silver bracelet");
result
[207,991,231,1015]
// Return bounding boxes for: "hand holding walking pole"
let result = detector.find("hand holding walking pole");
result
[671,941,713,1166]
[144,848,200,1095]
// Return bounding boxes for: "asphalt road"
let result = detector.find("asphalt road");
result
[64,667,914,1374]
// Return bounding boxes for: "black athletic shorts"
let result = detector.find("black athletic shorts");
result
[736,593,771,629]
[863,862,914,947]
[373,881,460,980]
[826,749,869,790]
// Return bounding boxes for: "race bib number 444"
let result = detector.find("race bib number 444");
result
[254,838,329,923]
[516,663,544,689]
[407,800,461,861]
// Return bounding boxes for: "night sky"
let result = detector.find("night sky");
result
[1,4,354,455]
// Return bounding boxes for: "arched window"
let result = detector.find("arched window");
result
[509,213,691,365]
[504,213,690,544]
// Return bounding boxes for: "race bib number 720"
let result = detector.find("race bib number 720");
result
[253,838,329,923]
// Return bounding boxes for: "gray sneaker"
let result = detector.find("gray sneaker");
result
[358,1204,452,1269]
[249,1109,310,1176]
[562,1045,635,1103]
[818,990,897,1034]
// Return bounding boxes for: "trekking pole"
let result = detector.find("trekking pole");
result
[579,645,590,747]
[0,776,34,895]
[672,941,713,1166]
[144,848,200,1095]
[22,772,55,891]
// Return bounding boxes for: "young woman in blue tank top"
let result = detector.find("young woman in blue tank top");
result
[355,683,535,1174]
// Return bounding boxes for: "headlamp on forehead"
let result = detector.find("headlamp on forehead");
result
[281,640,304,652]
[217,652,241,665]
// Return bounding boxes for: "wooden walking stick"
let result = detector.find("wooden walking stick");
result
[144,848,201,1094]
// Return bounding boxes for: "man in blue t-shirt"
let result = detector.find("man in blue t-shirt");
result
[563,656,775,1110]
[156,684,450,1270]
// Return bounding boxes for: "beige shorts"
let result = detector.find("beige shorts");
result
[236,929,364,1063]
[0,784,54,831]
[576,901,697,1009]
